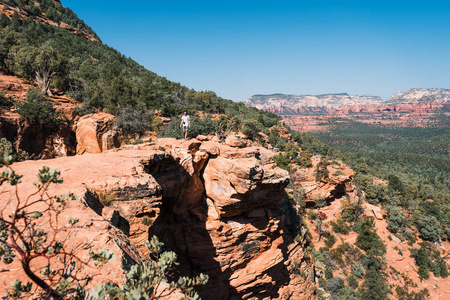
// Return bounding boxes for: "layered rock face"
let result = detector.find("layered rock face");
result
[75,112,121,154]
[246,93,383,113]
[0,108,76,158]
[246,90,450,132]
[105,138,315,299]
[1,137,316,299]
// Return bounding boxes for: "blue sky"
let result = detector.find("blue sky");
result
[61,0,450,101]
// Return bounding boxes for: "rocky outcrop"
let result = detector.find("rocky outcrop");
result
[246,90,450,132]
[246,93,383,113]
[292,159,355,204]
[387,88,450,104]
[0,108,76,159]
[0,136,316,299]
[75,112,121,154]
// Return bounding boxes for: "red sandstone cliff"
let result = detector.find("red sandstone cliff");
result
[0,136,320,299]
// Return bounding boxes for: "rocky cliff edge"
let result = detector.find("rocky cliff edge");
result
[0,136,321,299]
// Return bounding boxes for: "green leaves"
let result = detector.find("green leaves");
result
[89,248,115,266]
[92,235,208,300]
[1,168,22,186]
[17,88,60,128]
[5,280,32,299]
[36,166,63,185]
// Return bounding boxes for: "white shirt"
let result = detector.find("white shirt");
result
[182,115,190,126]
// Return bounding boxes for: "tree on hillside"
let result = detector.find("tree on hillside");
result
[313,197,327,241]
[8,43,64,96]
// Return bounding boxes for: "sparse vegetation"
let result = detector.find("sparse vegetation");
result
[17,88,60,128]
[97,190,115,207]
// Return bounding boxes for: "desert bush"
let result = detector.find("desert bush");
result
[0,156,114,299]
[0,91,14,108]
[411,242,449,280]
[159,118,183,139]
[355,217,386,256]
[316,160,330,181]
[97,190,115,206]
[416,215,442,242]
[331,218,350,235]
[323,232,336,248]
[17,88,60,128]
[387,207,404,233]
[327,276,344,295]
[298,149,313,167]
[0,138,28,162]
[241,119,263,140]
[187,116,216,138]
[91,235,208,299]
[115,105,153,135]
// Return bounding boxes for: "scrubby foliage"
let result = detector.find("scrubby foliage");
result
[241,119,263,140]
[115,105,154,135]
[17,88,60,128]
[91,236,208,300]
[0,138,28,162]
[411,242,449,280]
[0,153,113,299]
[0,91,14,108]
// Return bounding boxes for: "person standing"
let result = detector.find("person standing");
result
[180,111,190,140]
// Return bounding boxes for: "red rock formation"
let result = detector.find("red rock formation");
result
[0,108,76,158]
[282,102,450,132]
[75,112,121,154]
[0,136,317,299]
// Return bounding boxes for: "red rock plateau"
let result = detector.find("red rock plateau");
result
[283,102,450,132]
[2,136,341,299]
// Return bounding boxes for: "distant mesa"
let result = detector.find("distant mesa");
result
[386,88,450,104]
[246,88,450,116]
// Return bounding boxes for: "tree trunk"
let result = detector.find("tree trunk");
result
[35,70,54,97]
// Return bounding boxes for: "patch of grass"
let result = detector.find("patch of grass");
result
[97,190,115,206]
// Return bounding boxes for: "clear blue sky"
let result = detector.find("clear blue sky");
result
[61,0,450,101]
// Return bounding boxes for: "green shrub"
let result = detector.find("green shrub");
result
[417,215,442,242]
[411,242,449,280]
[352,263,365,279]
[91,236,208,299]
[142,216,153,226]
[0,91,14,108]
[116,105,153,135]
[241,119,263,140]
[159,118,183,139]
[17,88,60,128]
[324,232,336,248]
[187,116,216,138]
[325,265,333,279]
[316,160,330,181]
[395,286,430,300]
[355,217,386,256]
[359,264,389,300]
[97,190,115,206]
[308,210,317,220]
[331,219,350,235]
[327,277,344,295]
[387,207,404,234]
[299,149,313,167]
[0,138,28,162]
[347,275,358,289]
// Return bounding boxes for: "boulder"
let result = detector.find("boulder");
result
[224,134,249,148]
[365,203,384,220]
[76,112,118,154]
